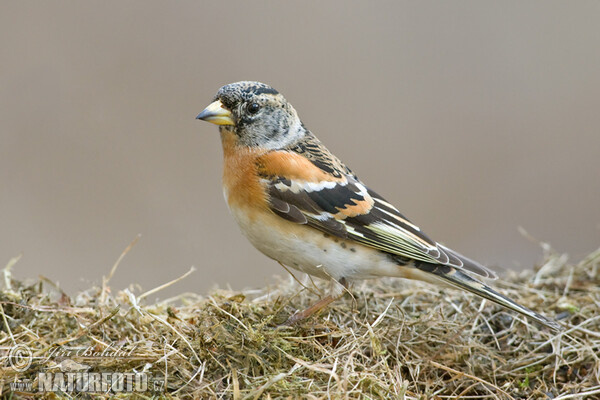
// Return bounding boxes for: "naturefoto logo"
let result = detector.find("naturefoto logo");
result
[10,371,163,393]
[4,344,165,394]
[38,371,162,393]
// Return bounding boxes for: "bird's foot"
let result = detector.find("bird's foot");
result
[281,295,337,326]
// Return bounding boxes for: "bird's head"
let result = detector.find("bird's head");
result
[197,81,306,149]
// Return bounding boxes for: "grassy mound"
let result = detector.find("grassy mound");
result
[1,241,599,399]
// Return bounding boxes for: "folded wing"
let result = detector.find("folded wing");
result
[257,150,497,279]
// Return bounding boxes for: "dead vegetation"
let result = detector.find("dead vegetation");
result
[1,239,599,399]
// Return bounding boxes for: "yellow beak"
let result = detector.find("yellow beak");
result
[196,100,234,126]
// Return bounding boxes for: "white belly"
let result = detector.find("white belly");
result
[228,205,405,282]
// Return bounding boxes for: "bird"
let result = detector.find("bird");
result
[196,81,560,330]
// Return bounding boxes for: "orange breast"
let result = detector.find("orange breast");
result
[220,131,269,213]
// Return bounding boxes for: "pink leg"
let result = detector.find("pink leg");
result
[283,278,349,325]
[283,295,338,325]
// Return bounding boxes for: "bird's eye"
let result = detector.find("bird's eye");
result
[247,102,260,114]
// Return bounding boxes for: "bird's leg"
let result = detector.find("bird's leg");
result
[283,278,348,325]
[277,261,320,295]
[283,295,338,325]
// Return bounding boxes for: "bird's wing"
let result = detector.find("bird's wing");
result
[256,149,497,279]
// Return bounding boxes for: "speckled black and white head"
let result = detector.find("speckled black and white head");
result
[197,81,306,149]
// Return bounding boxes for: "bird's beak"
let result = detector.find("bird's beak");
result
[196,100,234,126]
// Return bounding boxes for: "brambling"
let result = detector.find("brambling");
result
[196,81,560,330]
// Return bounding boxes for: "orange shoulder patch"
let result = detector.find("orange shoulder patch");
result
[257,151,344,183]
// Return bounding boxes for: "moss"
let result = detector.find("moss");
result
[1,245,599,399]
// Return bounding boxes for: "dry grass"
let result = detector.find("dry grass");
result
[1,240,599,399]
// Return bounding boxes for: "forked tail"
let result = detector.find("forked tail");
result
[416,263,562,331]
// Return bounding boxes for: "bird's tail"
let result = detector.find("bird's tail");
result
[416,263,562,331]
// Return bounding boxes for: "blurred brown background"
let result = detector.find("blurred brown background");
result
[1,2,599,299]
